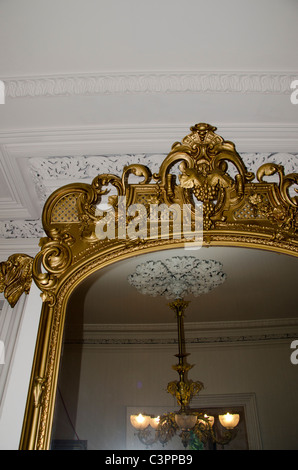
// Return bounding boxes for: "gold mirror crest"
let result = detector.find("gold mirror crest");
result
[34,123,298,296]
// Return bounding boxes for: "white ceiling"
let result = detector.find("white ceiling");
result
[1,0,297,76]
[66,246,298,326]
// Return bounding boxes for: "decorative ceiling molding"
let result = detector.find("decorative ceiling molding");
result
[0,220,44,239]
[1,123,298,153]
[64,318,298,347]
[3,71,297,99]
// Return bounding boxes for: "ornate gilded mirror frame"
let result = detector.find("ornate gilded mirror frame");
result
[1,123,297,450]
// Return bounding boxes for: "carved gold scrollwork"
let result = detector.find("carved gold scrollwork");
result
[257,163,298,208]
[155,123,255,229]
[122,163,152,186]
[33,239,72,306]
[0,254,33,308]
[252,163,298,238]
[75,173,123,241]
[76,165,153,241]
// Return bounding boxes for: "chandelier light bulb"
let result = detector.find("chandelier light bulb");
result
[130,413,150,430]
[219,412,240,429]
[150,416,160,429]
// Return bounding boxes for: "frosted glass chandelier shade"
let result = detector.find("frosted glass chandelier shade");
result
[219,413,240,429]
[127,256,226,300]
[130,414,150,430]
[175,413,197,430]
[149,416,160,429]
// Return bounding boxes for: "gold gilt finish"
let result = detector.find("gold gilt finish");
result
[167,299,204,411]
[0,122,292,450]
[0,254,33,308]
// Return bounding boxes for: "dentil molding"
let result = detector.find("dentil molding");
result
[3,71,297,98]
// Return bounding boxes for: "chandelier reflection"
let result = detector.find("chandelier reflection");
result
[127,256,240,450]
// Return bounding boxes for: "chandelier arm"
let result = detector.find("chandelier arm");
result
[212,429,238,447]
[136,429,159,447]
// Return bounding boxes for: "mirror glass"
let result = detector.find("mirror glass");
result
[49,246,298,450]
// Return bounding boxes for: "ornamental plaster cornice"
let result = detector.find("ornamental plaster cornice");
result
[1,123,298,153]
[3,70,297,98]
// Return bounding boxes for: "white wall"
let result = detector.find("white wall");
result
[0,283,42,450]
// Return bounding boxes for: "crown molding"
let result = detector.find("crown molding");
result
[1,123,298,153]
[3,70,297,99]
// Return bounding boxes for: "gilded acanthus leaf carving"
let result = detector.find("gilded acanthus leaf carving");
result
[257,162,298,208]
[155,123,255,229]
[0,254,33,308]
[167,379,204,408]
[249,192,298,237]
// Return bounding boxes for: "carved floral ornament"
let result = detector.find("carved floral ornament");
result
[0,123,297,450]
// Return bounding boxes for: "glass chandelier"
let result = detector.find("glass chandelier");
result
[128,256,240,449]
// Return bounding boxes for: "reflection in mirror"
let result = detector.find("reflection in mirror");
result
[50,246,298,450]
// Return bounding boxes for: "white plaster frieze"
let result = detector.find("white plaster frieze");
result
[3,71,298,99]
[0,220,44,239]
[28,154,166,202]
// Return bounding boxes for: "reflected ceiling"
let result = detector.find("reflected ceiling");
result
[66,246,298,326]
